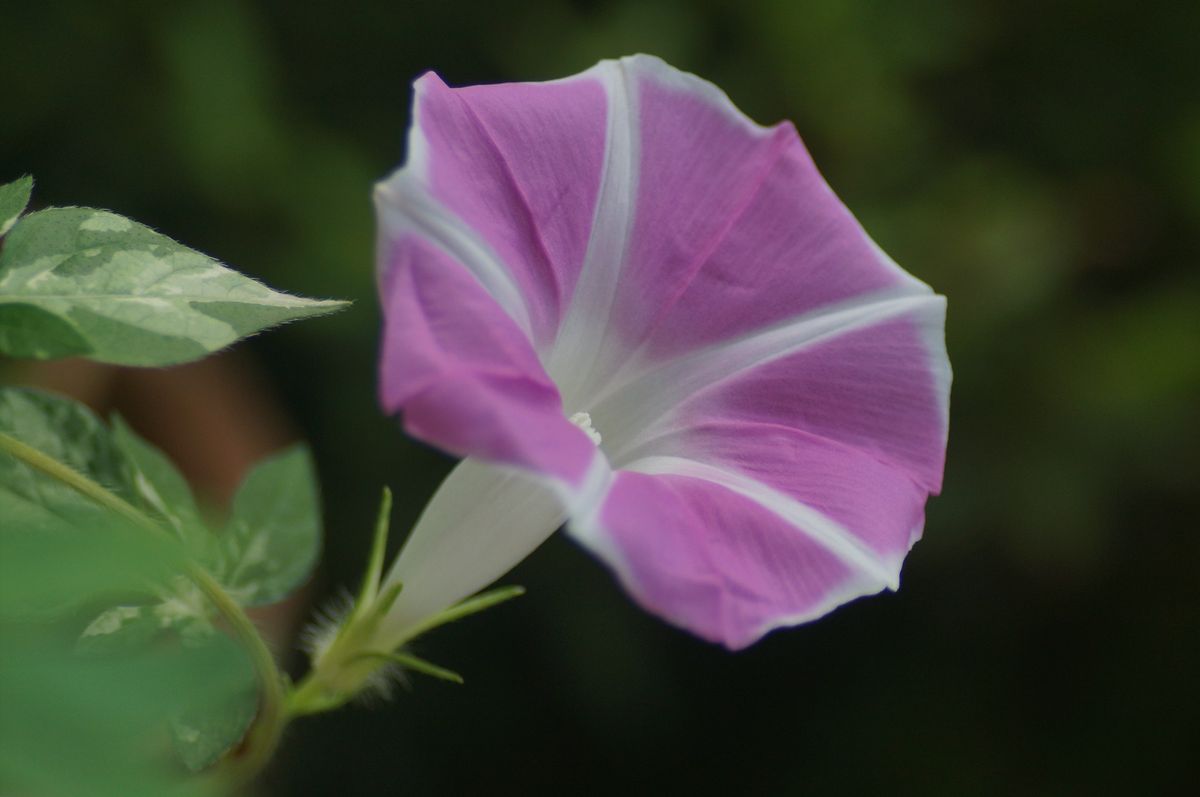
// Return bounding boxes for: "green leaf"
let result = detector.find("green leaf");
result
[110,415,215,562]
[0,514,186,622]
[169,652,257,772]
[0,387,325,617]
[0,389,215,631]
[0,206,348,365]
[219,444,321,606]
[0,387,131,530]
[0,388,204,542]
[76,604,163,655]
[0,302,92,359]
[110,416,199,521]
[0,523,232,797]
[0,175,33,236]
[151,576,219,644]
[74,587,217,660]
[0,403,260,779]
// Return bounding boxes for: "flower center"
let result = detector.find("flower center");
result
[569,411,602,446]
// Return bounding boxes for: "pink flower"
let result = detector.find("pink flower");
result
[374,55,950,650]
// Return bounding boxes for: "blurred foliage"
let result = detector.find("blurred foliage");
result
[3,0,1198,795]
[0,519,243,797]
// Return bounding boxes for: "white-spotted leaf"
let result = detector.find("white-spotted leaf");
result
[0,388,130,532]
[75,605,163,655]
[0,389,214,632]
[218,444,321,606]
[0,206,347,365]
[110,416,215,563]
[1,526,253,796]
[0,175,34,236]
[169,659,257,772]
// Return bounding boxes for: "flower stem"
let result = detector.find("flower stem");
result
[286,670,337,717]
[189,563,287,783]
[0,430,288,784]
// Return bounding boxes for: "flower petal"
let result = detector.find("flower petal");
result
[397,69,609,349]
[575,464,893,649]
[623,121,921,361]
[599,295,950,492]
[567,303,949,641]
[377,235,596,486]
[623,426,927,576]
[548,55,924,401]
[669,309,950,493]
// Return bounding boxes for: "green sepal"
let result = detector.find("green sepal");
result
[352,650,464,685]
[356,486,393,609]
[373,581,405,619]
[400,585,527,642]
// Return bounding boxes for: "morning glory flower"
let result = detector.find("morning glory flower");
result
[372,55,950,650]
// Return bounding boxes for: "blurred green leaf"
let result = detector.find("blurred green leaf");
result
[170,671,257,773]
[0,522,235,797]
[110,416,201,526]
[0,514,184,622]
[0,389,215,634]
[0,389,212,540]
[218,444,321,606]
[0,397,261,781]
[75,604,163,655]
[0,207,348,365]
[0,387,130,531]
[1,387,323,622]
[75,574,218,652]
[0,175,33,237]
[111,415,216,563]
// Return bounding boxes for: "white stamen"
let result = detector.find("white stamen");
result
[569,412,602,446]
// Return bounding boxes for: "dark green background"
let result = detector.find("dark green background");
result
[4,1,1198,794]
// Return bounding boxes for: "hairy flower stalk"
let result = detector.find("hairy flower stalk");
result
[290,488,524,712]
[358,54,951,657]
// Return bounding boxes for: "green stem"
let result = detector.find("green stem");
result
[190,563,287,782]
[0,430,287,784]
[285,584,526,718]
[286,670,337,717]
